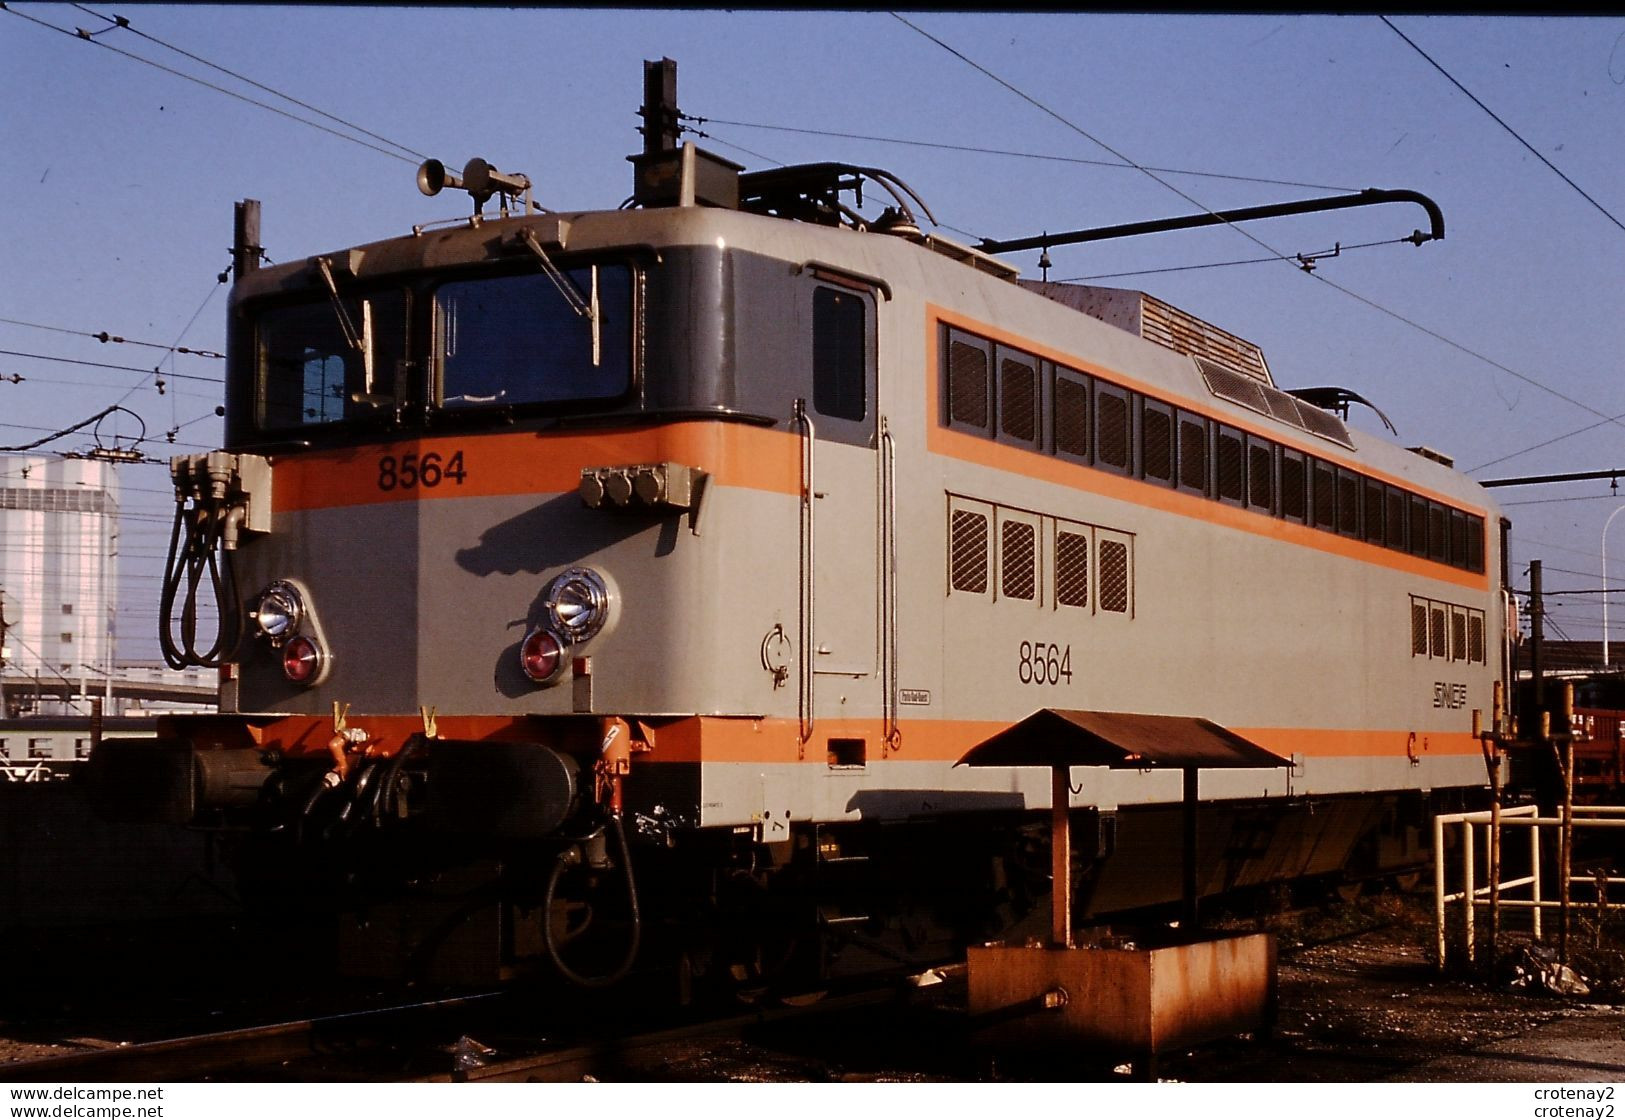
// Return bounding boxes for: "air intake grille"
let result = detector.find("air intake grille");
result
[1001,520,1037,601]
[1142,407,1173,483]
[950,509,989,593]
[1055,376,1090,458]
[1099,540,1130,614]
[1295,403,1355,446]
[949,341,988,429]
[1098,389,1130,470]
[1056,530,1089,608]
[1197,357,1353,449]
[1000,356,1037,443]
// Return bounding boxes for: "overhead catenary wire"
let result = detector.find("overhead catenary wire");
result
[889,13,1625,460]
[3,4,424,166]
[3,372,222,403]
[1466,409,1625,475]
[0,628,91,713]
[0,350,221,383]
[0,316,223,359]
[693,115,1358,195]
[1381,15,1625,237]
[70,3,435,165]
[1509,535,1611,566]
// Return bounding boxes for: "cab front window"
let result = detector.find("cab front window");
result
[257,290,407,430]
[436,264,633,411]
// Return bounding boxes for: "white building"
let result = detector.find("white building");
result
[0,455,120,708]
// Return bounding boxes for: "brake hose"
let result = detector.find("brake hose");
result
[542,815,642,988]
[158,497,243,669]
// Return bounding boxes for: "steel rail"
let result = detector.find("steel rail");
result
[0,992,502,1083]
[413,984,915,1083]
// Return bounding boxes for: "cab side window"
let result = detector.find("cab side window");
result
[813,287,866,422]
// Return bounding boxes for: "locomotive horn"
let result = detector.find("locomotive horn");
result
[417,159,460,197]
[461,158,531,200]
[418,158,531,208]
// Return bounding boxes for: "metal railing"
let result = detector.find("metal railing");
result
[1434,802,1625,968]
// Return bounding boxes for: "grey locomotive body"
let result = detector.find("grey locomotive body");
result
[92,103,1502,987]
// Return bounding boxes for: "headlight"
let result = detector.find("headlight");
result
[252,580,305,645]
[519,627,568,684]
[544,567,613,643]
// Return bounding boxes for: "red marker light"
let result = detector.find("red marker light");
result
[520,627,567,684]
[282,635,325,684]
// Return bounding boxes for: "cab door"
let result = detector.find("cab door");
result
[806,281,880,692]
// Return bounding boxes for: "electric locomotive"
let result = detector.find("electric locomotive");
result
[91,61,1507,989]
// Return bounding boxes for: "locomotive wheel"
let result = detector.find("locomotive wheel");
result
[1390,869,1423,894]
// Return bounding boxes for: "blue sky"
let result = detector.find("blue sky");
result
[4,9,1625,657]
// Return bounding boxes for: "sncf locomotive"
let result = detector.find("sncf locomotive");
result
[91,62,1506,991]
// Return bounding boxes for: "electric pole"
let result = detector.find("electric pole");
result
[0,588,9,719]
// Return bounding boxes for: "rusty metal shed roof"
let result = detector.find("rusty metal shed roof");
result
[956,709,1292,770]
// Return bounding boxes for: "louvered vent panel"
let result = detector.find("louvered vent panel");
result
[1099,391,1130,469]
[1386,489,1407,550]
[1365,482,1386,543]
[949,341,988,429]
[1179,418,1207,491]
[1055,377,1090,458]
[1248,442,1273,509]
[1313,463,1337,530]
[1198,357,1354,449]
[1216,431,1244,502]
[1000,357,1037,442]
[1469,615,1485,663]
[1140,295,1270,381]
[1409,498,1429,556]
[1452,611,1468,661]
[1338,472,1360,537]
[1099,540,1130,613]
[1198,358,1269,413]
[1143,407,1173,482]
[1262,385,1307,425]
[1429,505,1448,563]
[1281,454,1307,520]
[950,510,989,593]
[1001,520,1037,601]
[1056,530,1089,608]
[1430,607,1447,658]
[1293,404,1354,447]
[1412,603,1429,656]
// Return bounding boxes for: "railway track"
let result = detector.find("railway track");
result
[0,992,505,1082]
[0,887,1421,1084]
[413,985,928,1083]
[0,974,947,1083]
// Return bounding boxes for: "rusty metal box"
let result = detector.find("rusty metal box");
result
[967,932,1276,1057]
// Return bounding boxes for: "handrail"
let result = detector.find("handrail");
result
[793,399,816,748]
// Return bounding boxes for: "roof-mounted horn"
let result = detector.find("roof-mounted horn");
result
[417,157,534,217]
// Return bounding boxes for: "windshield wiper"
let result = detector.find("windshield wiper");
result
[512,229,602,366]
[313,257,393,408]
